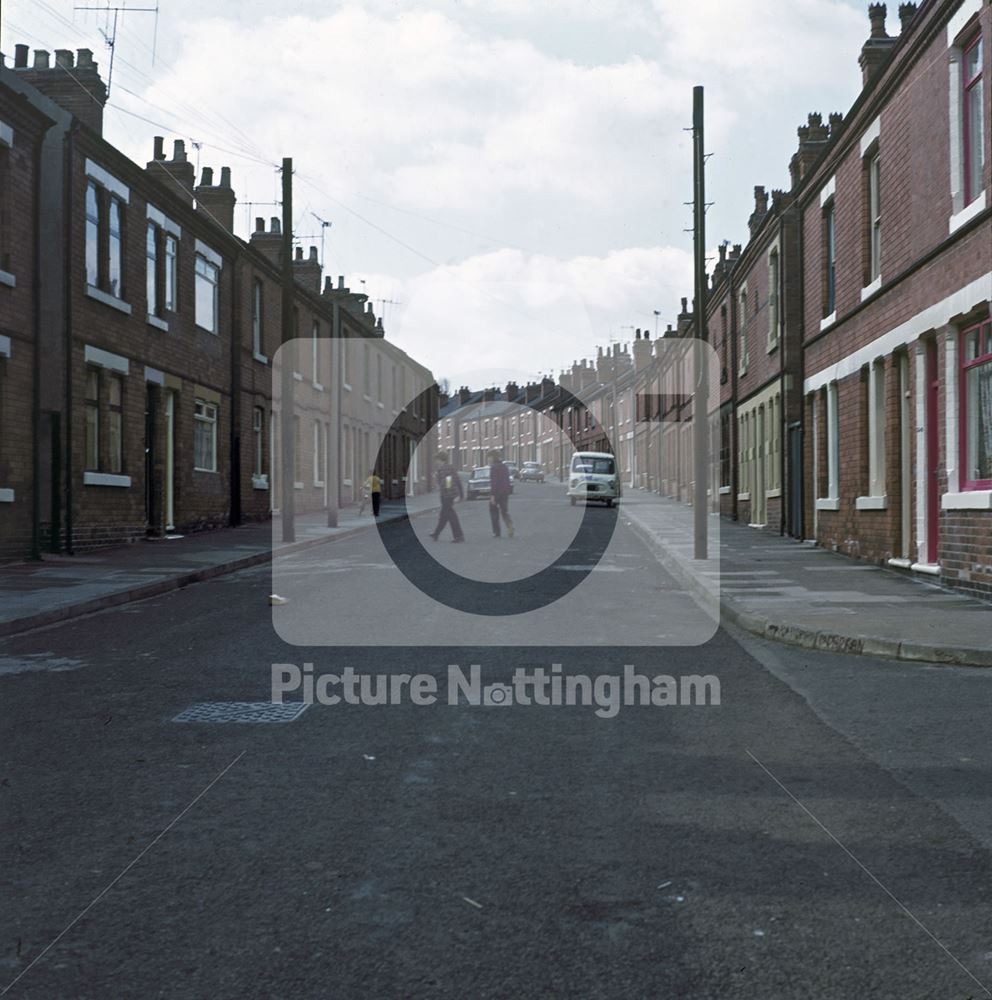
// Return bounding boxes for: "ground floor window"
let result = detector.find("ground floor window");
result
[194,399,218,472]
[253,406,264,476]
[962,319,992,488]
[84,366,124,473]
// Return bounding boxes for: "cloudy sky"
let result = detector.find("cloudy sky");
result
[3,0,878,388]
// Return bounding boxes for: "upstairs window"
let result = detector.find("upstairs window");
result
[866,152,881,284]
[146,216,178,321]
[85,181,126,299]
[252,279,264,357]
[823,201,836,316]
[195,254,219,333]
[963,33,985,207]
[767,248,781,348]
[738,287,749,375]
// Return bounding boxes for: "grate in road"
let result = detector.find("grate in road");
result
[172,701,309,724]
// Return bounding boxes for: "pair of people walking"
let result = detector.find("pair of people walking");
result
[429,449,514,542]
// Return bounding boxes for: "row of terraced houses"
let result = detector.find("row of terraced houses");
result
[0,44,436,561]
[437,1,992,600]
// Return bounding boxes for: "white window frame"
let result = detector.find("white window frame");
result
[767,245,781,350]
[194,253,220,334]
[738,285,749,376]
[194,398,218,472]
[816,383,841,510]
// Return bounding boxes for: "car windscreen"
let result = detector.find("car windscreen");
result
[473,468,491,478]
[571,457,615,475]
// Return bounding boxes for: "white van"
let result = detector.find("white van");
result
[567,451,620,507]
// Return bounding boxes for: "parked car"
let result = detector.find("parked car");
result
[467,466,491,499]
[519,462,545,483]
[567,451,620,507]
[504,460,520,479]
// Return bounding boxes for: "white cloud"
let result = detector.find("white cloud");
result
[357,244,694,387]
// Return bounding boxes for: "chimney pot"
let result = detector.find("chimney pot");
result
[76,48,95,68]
[199,166,214,187]
[270,217,281,234]
[295,246,303,261]
[681,296,688,312]
[153,135,165,160]
[14,44,29,68]
[323,276,334,294]
[55,49,74,68]
[219,166,232,188]
[255,217,265,233]
[338,275,345,289]
[868,3,888,38]
[309,246,318,262]
[898,2,917,31]
[33,50,50,70]
[172,139,186,162]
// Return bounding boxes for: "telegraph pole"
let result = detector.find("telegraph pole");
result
[692,86,709,559]
[280,157,295,543]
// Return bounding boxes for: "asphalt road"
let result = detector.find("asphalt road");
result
[2,483,992,999]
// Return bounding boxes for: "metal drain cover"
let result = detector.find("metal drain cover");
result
[172,701,309,724]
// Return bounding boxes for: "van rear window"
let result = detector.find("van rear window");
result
[571,457,615,475]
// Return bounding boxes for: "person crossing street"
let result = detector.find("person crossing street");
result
[430,451,465,542]
[488,450,514,539]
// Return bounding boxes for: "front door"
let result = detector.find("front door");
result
[788,422,803,538]
[925,340,939,564]
[145,386,156,531]
[164,390,175,531]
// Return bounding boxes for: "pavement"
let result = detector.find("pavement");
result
[0,493,440,639]
[0,484,988,666]
[619,492,992,668]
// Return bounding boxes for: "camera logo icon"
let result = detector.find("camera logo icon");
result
[482,682,513,707]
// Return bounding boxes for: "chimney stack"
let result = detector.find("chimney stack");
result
[248,216,282,266]
[789,112,831,189]
[748,185,769,237]
[859,4,897,85]
[14,46,108,134]
[459,386,472,405]
[293,245,322,292]
[195,164,236,232]
[146,138,196,204]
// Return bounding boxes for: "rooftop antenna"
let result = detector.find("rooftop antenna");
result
[74,1,160,98]
[311,213,333,269]
[373,297,401,325]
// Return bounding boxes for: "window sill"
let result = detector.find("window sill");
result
[737,492,751,501]
[815,497,840,511]
[194,467,219,475]
[377,402,385,409]
[253,351,268,365]
[718,486,731,495]
[252,474,269,490]
[767,338,779,354]
[363,394,372,402]
[0,488,14,503]
[86,285,132,315]
[293,481,304,490]
[766,488,782,499]
[855,494,887,510]
[342,382,352,392]
[312,382,324,392]
[313,480,325,488]
[195,323,218,336]
[941,490,992,510]
[910,562,941,576]
[819,311,837,332]
[84,471,131,488]
[887,557,912,569]
[949,191,987,234]
[0,269,15,288]
[147,314,169,332]
[860,276,882,302]
[292,372,304,382]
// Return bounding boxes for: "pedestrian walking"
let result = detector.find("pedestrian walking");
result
[430,451,465,542]
[364,471,382,517]
[488,450,514,538]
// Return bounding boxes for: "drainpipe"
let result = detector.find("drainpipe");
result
[30,125,44,560]
[229,246,242,526]
[63,123,77,554]
[729,271,739,522]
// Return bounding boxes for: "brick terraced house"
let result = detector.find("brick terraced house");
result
[0,44,435,561]
[800,0,991,598]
